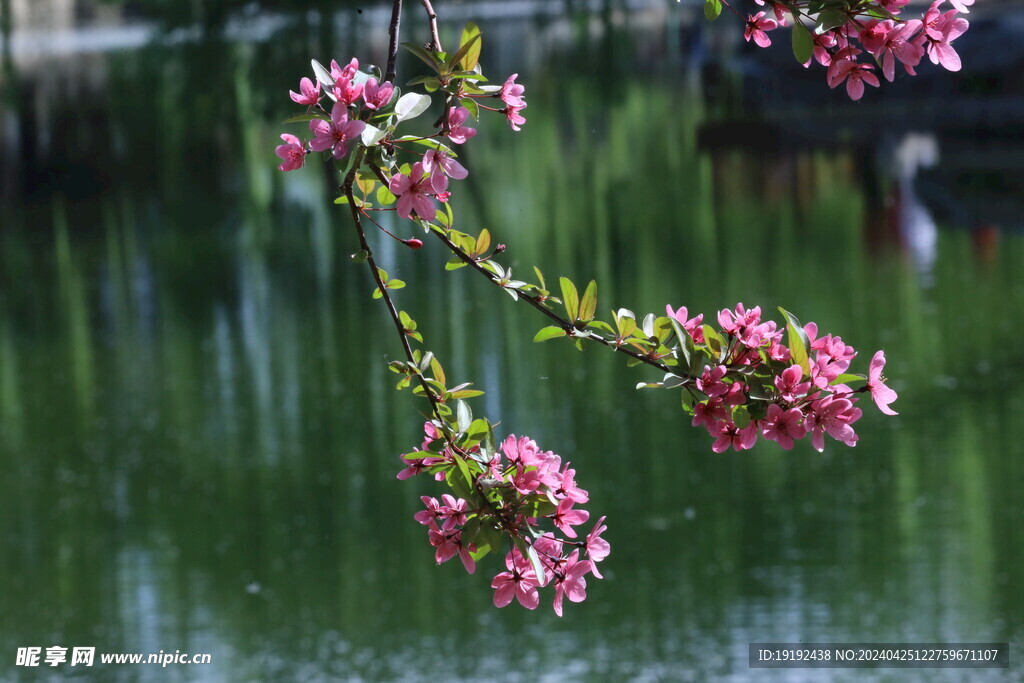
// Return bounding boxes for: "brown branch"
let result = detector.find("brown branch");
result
[385,0,403,84]
[420,0,442,52]
[341,152,450,430]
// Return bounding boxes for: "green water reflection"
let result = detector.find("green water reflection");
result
[1,4,1022,681]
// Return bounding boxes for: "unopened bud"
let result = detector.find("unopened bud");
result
[494,244,507,254]
[403,238,424,250]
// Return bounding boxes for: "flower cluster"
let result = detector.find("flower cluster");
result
[739,0,970,100]
[401,427,608,616]
[276,57,392,171]
[663,303,897,452]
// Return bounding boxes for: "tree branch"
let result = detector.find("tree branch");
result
[385,0,402,84]
[420,0,442,52]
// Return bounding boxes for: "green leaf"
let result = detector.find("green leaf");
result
[449,389,484,399]
[457,22,483,71]
[387,279,406,290]
[361,123,387,147]
[703,324,726,358]
[560,277,579,322]
[448,31,481,73]
[445,257,468,271]
[456,401,473,433]
[458,97,479,120]
[350,249,369,263]
[334,195,350,205]
[476,228,491,255]
[406,74,441,88]
[779,307,812,375]
[792,22,814,64]
[445,462,472,501]
[393,136,458,156]
[732,405,751,429]
[282,112,330,124]
[311,59,337,100]
[831,373,866,385]
[372,287,383,300]
[376,185,396,205]
[578,280,598,323]
[394,92,433,122]
[401,42,442,72]
[533,326,567,343]
[815,7,848,32]
[704,0,722,20]
[533,266,547,291]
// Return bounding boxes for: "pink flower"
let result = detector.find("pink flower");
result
[329,58,359,83]
[396,452,444,480]
[665,305,704,340]
[491,550,541,609]
[805,395,862,451]
[501,435,546,468]
[389,162,448,220]
[274,133,307,172]
[446,106,477,144]
[503,103,527,132]
[362,77,395,110]
[809,31,838,67]
[333,79,364,106]
[309,102,366,159]
[422,148,468,180]
[922,2,968,71]
[761,404,806,450]
[692,398,728,430]
[289,77,322,107]
[547,463,589,505]
[414,496,444,525]
[873,20,924,82]
[551,498,589,538]
[827,54,880,101]
[867,350,898,415]
[552,551,592,617]
[774,365,811,402]
[711,420,759,453]
[440,494,469,530]
[697,365,729,398]
[744,12,778,48]
[584,516,610,578]
[498,73,526,107]
[428,524,476,573]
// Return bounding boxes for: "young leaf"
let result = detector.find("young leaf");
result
[792,22,814,64]
[533,326,567,343]
[311,59,337,101]
[778,307,812,375]
[394,92,432,122]
[457,22,483,71]
[401,42,442,72]
[448,31,482,73]
[704,0,722,20]
[361,123,387,147]
[815,7,848,32]
[578,280,598,323]
[476,228,491,255]
[456,400,473,432]
[560,277,579,322]
[282,112,330,124]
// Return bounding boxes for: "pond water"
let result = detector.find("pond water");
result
[1,1,1022,680]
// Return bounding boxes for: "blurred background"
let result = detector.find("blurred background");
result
[1,0,1022,680]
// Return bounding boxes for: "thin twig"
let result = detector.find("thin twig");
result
[342,152,449,426]
[385,0,402,84]
[429,226,683,378]
[420,0,442,52]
